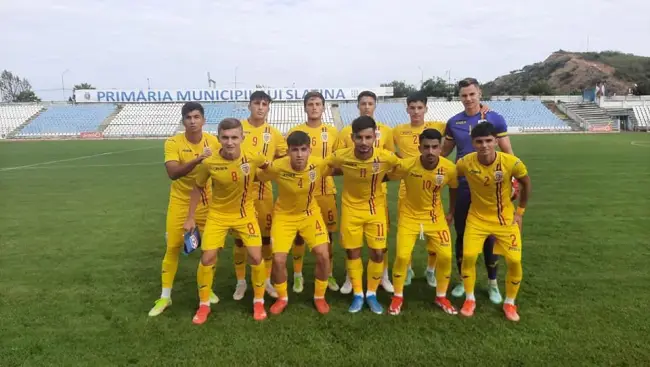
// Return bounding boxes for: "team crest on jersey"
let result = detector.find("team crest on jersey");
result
[263,132,272,144]
[240,163,251,176]
[435,174,445,186]
[372,162,380,173]
[494,170,503,183]
[321,132,328,142]
[308,169,317,183]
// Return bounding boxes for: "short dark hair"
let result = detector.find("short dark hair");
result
[218,118,242,133]
[351,116,376,134]
[419,128,442,143]
[407,92,428,106]
[357,90,377,103]
[250,90,272,104]
[303,91,325,107]
[470,122,497,139]
[181,102,204,118]
[458,77,480,89]
[286,130,311,147]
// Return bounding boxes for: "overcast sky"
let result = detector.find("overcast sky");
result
[2,0,649,101]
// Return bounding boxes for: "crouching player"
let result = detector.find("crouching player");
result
[185,118,270,324]
[388,129,458,315]
[257,131,332,315]
[456,122,531,322]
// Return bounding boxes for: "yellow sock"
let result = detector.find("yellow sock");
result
[392,256,409,296]
[197,262,216,304]
[461,254,478,296]
[292,245,305,274]
[161,246,181,289]
[262,245,273,278]
[274,281,288,300]
[314,278,328,299]
[251,262,266,301]
[367,259,383,293]
[346,258,364,295]
[234,245,247,281]
[427,252,437,270]
[505,258,523,300]
[435,254,452,296]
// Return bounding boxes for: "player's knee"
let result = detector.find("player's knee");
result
[346,248,361,260]
[248,251,263,265]
[273,253,287,267]
[201,251,217,266]
[436,250,452,264]
[461,253,478,268]
[369,249,384,263]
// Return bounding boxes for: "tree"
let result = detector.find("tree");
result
[380,80,417,98]
[420,77,450,97]
[73,83,95,91]
[527,80,555,95]
[14,90,41,102]
[0,70,34,102]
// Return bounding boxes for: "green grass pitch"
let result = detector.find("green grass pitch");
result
[1,134,649,366]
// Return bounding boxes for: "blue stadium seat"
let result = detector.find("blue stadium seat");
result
[339,102,408,127]
[18,104,116,136]
[203,104,250,133]
[486,101,570,132]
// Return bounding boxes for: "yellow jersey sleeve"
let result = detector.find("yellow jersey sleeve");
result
[338,125,352,149]
[456,157,466,177]
[194,162,210,187]
[164,137,180,162]
[380,125,395,152]
[447,161,459,189]
[256,162,278,182]
[273,128,287,158]
[325,149,344,168]
[388,156,415,180]
[511,156,528,179]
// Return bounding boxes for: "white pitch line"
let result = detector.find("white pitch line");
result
[6,162,161,170]
[0,146,159,172]
[630,141,650,147]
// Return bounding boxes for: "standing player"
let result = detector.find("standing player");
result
[257,131,332,315]
[387,129,458,316]
[232,91,287,301]
[455,122,531,321]
[392,92,446,287]
[286,91,340,292]
[184,118,270,324]
[442,77,514,303]
[149,102,219,317]
[338,90,395,294]
[326,116,401,314]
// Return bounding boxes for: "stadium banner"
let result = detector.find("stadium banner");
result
[74,87,394,103]
[80,131,104,139]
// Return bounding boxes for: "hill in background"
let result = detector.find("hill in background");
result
[483,50,650,96]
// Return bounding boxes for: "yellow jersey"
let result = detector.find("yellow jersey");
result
[326,147,400,214]
[389,156,458,223]
[456,152,528,226]
[257,156,331,216]
[338,122,395,151]
[240,119,287,200]
[286,123,339,196]
[392,122,446,158]
[195,150,267,219]
[164,132,220,203]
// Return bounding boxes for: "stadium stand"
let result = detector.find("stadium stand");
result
[203,103,250,134]
[632,106,650,131]
[485,101,571,132]
[17,104,116,137]
[424,101,464,122]
[562,102,617,132]
[0,104,43,138]
[338,102,408,127]
[103,104,181,137]
[268,102,334,134]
